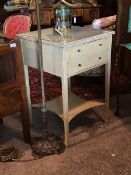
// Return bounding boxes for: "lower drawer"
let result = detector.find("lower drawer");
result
[68,51,108,76]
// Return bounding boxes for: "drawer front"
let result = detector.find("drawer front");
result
[68,38,108,59]
[68,51,107,76]
[32,11,52,25]
[72,9,83,17]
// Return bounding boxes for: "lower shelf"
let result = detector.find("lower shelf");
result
[46,91,105,122]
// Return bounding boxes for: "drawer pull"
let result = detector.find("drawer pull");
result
[99,44,102,46]
[99,57,102,60]
[78,64,82,67]
[77,49,81,52]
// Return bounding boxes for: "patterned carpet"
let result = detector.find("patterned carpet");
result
[28,67,131,104]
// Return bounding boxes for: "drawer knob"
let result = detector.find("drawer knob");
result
[99,44,102,46]
[77,49,81,52]
[78,64,82,67]
[99,57,102,60]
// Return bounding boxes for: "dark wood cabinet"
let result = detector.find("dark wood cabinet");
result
[31,5,100,26]
[31,8,54,26]
[0,40,31,143]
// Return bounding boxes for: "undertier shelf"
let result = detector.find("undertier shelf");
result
[46,91,105,122]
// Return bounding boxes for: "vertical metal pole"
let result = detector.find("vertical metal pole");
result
[31,1,65,156]
[35,0,46,110]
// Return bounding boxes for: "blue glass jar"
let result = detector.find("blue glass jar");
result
[54,3,71,35]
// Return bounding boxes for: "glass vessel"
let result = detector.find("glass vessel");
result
[54,3,71,35]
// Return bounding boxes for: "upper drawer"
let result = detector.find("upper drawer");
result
[72,9,83,17]
[32,11,52,25]
[68,38,109,59]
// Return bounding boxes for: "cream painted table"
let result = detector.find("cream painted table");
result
[18,26,114,146]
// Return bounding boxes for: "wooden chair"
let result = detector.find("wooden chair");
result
[0,14,31,143]
[3,14,31,39]
[114,0,131,116]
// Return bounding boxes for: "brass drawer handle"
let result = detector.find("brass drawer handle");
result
[77,49,81,52]
[78,64,82,67]
[99,44,102,46]
[99,57,102,60]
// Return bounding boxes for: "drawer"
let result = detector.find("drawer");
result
[72,9,83,17]
[68,38,108,59]
[32,11,52,25]
[68,51,107,76]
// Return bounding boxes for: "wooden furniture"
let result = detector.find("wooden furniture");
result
[114,0,131,116]
[31,5,100,26]
[31,7,54,26]
[0,14,32,143]
[31,0,100,26]
[18,26,114,146]
[0,39,31,143]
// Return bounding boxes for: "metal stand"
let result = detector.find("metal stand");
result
[31,0,65,158]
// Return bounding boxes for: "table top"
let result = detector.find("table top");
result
[18,26,114,47]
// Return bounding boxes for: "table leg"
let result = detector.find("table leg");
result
[61,75,69,147]
[24,65,32,121]
[105,52,111,122]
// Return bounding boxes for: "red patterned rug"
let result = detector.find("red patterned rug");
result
[28,67,131,104]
